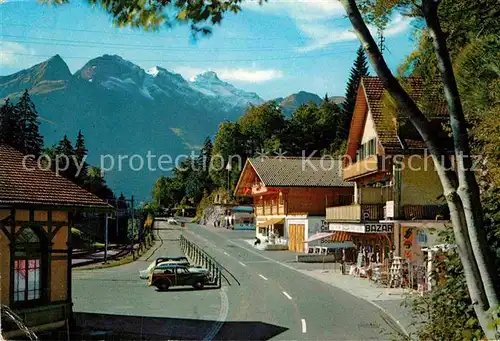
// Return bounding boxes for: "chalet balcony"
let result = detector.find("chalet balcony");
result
[343,155,381,181]
[403,204,449,220]
[254,204,285,216]
[326,203,449,222]
[326,204,385,222]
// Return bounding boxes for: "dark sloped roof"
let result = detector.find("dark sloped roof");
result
[0,144,110,208]
[248,157,353,187]
[361,77,448,153]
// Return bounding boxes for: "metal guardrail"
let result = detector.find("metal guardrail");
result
[179,235,240,287]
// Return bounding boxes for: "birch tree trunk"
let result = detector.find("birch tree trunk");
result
[421,0,500,309]
[338,0,499,337]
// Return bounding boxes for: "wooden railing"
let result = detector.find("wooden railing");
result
[326,204,385,222]
[278,205,285,215]
[343,155,380,180]
[255,206,264,216]
[359,186,394,204]
[403,205,449,220]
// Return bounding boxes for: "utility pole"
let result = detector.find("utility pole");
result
[116,205,119,238]
[104,207,109,263]
[226,161,232,194]
[130,196,135,257]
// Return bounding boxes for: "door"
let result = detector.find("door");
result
[297,224,305,252]
[175,267,190,285]
[288,224,305,252]
[288,224,296,251]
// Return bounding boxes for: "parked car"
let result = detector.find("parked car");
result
[148,264,212,290]
[139,256,190,279]
[167,217,178,225]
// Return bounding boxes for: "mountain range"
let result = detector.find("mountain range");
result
[0,54,344,200]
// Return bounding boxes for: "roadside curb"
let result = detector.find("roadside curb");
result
[73,238,156,270]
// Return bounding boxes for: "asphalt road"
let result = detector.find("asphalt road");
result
[72,221,399,340]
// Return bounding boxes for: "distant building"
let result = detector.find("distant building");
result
[234,157,353,252]
[231,206,255,230]
[0,145,111,339]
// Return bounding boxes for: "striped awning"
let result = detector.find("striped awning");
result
[257,217,284,227]
[329,231,352,242]
[305,231,352,243]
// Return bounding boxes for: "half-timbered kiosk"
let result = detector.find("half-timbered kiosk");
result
[0,144,111,338]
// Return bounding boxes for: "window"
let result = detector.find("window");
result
[356,138,377,161]
[176,268,189,275]
[13,227,47,303]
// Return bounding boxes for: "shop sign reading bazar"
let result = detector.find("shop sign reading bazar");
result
[329,223,394,234]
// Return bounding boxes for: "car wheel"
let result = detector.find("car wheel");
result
[159,282,169,291]
[193,281,204,289]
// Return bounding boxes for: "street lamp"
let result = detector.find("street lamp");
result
[225,161,232,192]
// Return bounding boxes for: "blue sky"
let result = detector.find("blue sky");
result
[0,0,418,99]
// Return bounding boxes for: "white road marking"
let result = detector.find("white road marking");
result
[203,287,229,341]
[259,274,268,280]
[282,291,292,300]
[301,319,307,333]
[238,261,247,267]
[223,251,229,256]
[189,226,409,337]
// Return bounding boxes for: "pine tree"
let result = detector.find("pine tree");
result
[337,46,369,141]
[74,130,88,182]
[16,90,44,155]
[55,135,77,180]
[0,99,24,151]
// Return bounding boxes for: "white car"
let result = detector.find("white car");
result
[139,257,190,279]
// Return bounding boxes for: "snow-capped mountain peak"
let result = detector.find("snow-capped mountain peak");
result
[189,71,264,108]
[146,66,160,77]
[193,71,220,83]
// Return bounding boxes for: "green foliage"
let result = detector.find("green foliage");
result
[83,166,114,200]
[338,46,369,141]
[210,121,246,190]
[55,134,78,181]
[238,102,286,155]
[0,91,44,155]
[16,90,44,156]
[127,218,138,241]
[43,0,258,35]
[152,137,216,209]
[284,101,342,156]
[74,130,89,180]
[402,228,496,340]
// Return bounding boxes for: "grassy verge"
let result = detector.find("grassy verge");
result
[74,237,155,271]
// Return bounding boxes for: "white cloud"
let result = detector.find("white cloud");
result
[244,0,345,21]
[0,0,31,4]
[218,68,283,82]
[0,42,35,65]
[296,23,357,53]
[175,66,284,83]
[297,14,412,53]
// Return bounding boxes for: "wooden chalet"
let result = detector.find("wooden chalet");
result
[234,157,353,252]
[326,77,450,263]
[0,144,111,338]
